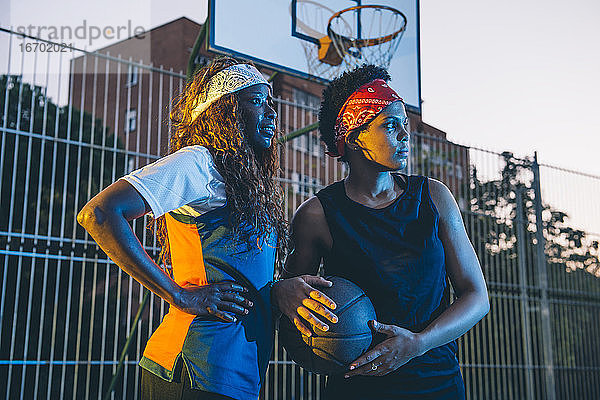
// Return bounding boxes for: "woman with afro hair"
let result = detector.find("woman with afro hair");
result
[273,64,490,399]
[78,57,333,400]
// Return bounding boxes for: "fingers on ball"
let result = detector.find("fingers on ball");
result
[302,298,338,323]
[293,318,312,336]
[296,307,329,331]
[309,290,336,309]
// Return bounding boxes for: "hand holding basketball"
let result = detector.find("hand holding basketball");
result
[272,275,338,336]
[344,320,424,378]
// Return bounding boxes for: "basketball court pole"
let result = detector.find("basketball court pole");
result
[355,0,362,43]
[187,18,209,80]
[278,122,320,145]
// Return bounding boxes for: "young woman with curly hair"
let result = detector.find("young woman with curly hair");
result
[78,57,332,400]
[273,64,490,399]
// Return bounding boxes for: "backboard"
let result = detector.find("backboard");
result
[208,0,421,113]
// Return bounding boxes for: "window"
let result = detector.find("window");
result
[292,87,320,112]
[447,163,463,180]
[292,132,322,157]
[311,134,322,158]
[291,172,321,197]
[127,65,138,87]
[126,109,137,133]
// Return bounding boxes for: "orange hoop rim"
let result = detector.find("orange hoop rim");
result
[327,5,407,49]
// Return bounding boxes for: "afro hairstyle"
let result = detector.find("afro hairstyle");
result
[318,64,391,161]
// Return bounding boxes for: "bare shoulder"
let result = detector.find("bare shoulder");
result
[427,177,453,199]
[291,196,332,252]
[427,178,461,226]
[294,196,326,220]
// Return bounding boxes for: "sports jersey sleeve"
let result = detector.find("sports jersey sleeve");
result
[120,145,226,218]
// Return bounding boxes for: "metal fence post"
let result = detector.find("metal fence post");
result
[515,185,535,399]
[532,152,556,399]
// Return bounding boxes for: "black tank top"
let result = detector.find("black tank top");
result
[316,174,465,399]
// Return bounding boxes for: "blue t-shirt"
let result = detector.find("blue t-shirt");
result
[140,206,277,400]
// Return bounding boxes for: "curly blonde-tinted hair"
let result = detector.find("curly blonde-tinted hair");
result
[154,57,287,269]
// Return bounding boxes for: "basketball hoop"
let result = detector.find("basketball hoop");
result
[326,5,407,69]
[293,2,407,79]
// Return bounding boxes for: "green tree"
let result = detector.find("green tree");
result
[0,74,126,240]
[469,152,599,284]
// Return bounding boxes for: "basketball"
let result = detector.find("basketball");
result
[278,276,377,375]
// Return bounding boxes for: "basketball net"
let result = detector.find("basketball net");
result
[293,1,348,80]
[294,2,407,81]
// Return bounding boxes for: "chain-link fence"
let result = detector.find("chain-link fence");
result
[1,30,599,399]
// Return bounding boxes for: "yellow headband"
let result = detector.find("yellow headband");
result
[191,64,270,122]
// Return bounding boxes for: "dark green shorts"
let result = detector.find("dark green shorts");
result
[140,360,234,400]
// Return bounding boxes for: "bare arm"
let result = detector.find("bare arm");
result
[346,178,489,377]
[271,197,338,336]
[282,197,331,277]
[416,178,490,350]
[77,179,252,321]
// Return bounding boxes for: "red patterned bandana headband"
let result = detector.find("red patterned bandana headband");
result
[329,79,403,158]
